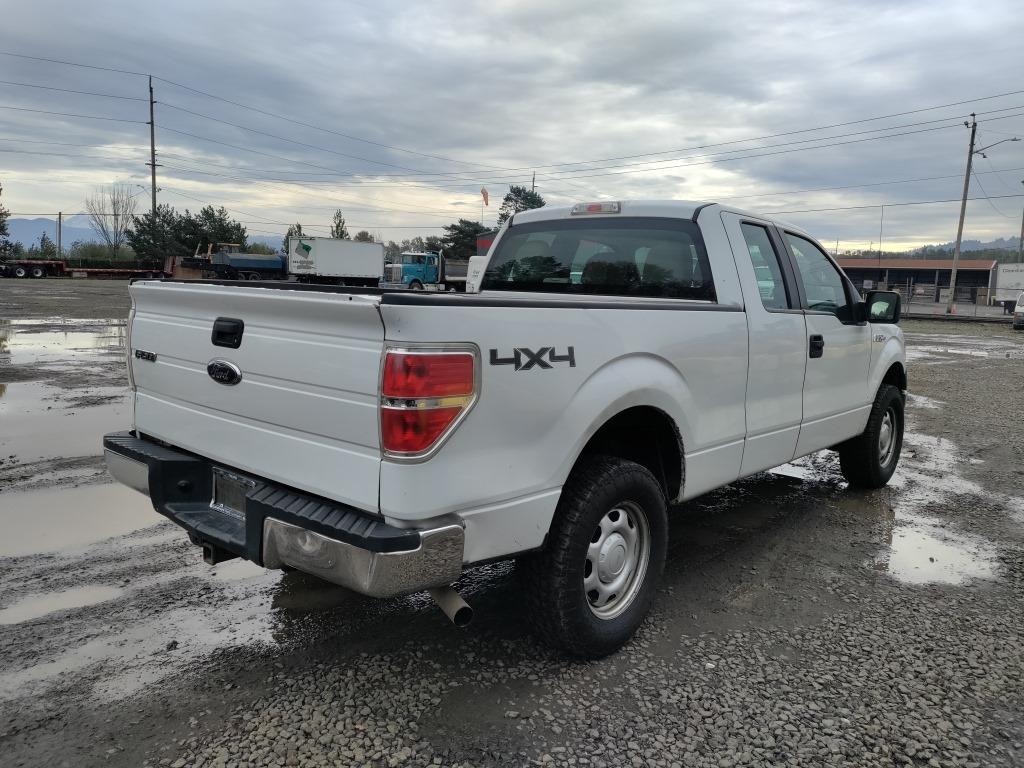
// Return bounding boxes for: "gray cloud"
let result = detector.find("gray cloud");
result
[1,0,1022,246]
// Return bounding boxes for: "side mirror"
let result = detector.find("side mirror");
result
[865,290,901,323]
[466,255,488,294]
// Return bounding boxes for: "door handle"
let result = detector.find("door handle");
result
[809,334,825,359]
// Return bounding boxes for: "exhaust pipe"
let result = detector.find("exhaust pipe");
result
[429,586,473,627]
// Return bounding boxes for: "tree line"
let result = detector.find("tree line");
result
[0,181,547,263]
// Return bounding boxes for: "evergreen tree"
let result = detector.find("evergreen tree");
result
[496,185,545,225]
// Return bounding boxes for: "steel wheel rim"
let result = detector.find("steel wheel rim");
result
[584,501,650,620]
[879,407,897,466]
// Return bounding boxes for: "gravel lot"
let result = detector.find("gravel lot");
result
[1,280,1022,768]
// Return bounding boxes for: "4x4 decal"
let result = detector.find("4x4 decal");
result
[489,346,576,371]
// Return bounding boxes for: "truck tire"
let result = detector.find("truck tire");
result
[837,384,904,489]
[30,266,45,278]
[409,280,423,290]
[13,266,27,278]
[520,455,667,658]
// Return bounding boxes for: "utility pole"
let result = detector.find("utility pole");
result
[1018,180,1024,263]
[877,205,884,261]
[531,172,535,193]
[57,211,62,257]
[147,76,158,219]
[946,115,977,315]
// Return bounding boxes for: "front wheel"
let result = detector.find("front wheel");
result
[408,280,424,291]
[838,384,904,489]
[520,456,667,658]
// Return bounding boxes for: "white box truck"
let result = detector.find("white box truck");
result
[287,237,385,286]
[993,263,1024,304]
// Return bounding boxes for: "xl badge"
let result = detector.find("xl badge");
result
[489,346,576,371]
[207,359,242,386]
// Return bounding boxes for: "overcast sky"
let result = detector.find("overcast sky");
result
[2,0,1023,250]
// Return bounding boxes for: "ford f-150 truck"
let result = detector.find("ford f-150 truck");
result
[104,200,906,657]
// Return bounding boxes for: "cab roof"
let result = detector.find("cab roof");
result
[511,200,808,236]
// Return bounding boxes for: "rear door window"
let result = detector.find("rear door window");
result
[740,223,790,310]
[481,217,715,300]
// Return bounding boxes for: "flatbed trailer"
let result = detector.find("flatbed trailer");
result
[0,260,163,279]
[0,260,66,278]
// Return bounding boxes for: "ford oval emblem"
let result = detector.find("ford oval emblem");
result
[207,359,242,386]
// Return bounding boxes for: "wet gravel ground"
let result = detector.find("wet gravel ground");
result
[1,281,1023,768]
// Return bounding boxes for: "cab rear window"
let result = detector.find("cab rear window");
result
[481,217,715,301]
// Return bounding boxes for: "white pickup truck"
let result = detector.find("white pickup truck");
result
[104,200,906,657]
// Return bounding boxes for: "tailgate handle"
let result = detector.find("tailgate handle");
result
[212,317,245,349]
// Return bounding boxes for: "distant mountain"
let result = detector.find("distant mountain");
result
[914,237,1022,253]
[7,217,98,248]
[5,217,284,252]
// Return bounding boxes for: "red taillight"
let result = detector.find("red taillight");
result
[381,407,462,454]
[380,349,477,457]
[382,352,474,398]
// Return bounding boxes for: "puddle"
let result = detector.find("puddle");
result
[204,558,274,582]
[0,317,126,367]
[0,603,278,701]
[906,393,944,409]
[884,512,996,584]
[0,381,130,461]
[873,431,1005,586]
[904,332,1024,363]
[0,584,124,625]
[0,483,163,557]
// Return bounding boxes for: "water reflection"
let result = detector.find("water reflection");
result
[0,318,10,355]
[0,318,127,367]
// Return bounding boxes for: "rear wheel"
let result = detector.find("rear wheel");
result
[520,456,667,658]
[838,384,904,489]
[13,266,27,278]
[30,266,45,278]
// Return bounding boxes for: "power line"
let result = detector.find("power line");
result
[512,90,1024,172]
[160,100,442,175]
[766,192,1024,214]
[157,102,599,195]
[0,49,503,172]
[158,118,967,190]
[0,50,147,77]
[153,77,504,170]
[160,107,992,185]
[0,147,144,160]
[0,137,143,150]
[159,165,478,217]
[718,165,1024,202]
[4,47,1019,180]
[0,104,146,123]
[969,168,1015,217]
[0,79,146,101]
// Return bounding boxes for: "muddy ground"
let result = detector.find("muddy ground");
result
[1,280,1022,768]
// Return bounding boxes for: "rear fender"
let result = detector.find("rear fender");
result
[552,352,692,501]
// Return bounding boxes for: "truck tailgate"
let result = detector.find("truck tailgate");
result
[128,281,383,511]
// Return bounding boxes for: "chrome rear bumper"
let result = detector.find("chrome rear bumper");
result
[262,519,464,598]
[103,431,465,599]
